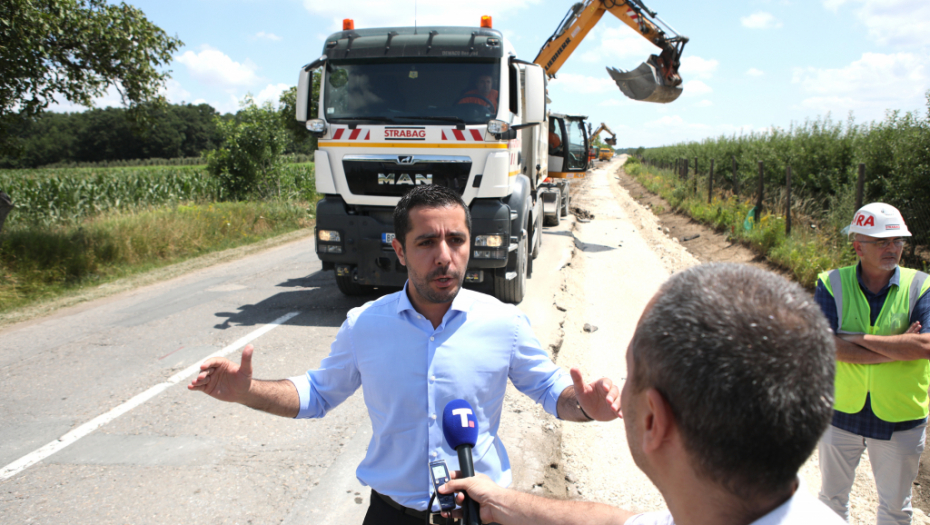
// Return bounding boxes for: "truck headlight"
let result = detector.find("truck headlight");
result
[487,120,510,134]
[474,234,504,247]
[307,119,327,134]
[318,230,341,242]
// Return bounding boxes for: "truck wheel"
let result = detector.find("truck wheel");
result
[335,273,375,296]
[543,191,561,226]
[560,191,571,217]
[494,234,527,304]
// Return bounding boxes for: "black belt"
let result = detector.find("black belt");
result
[372,490,453,524]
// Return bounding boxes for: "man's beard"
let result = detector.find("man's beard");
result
[411,265,464,304]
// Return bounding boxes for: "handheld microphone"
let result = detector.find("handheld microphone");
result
[442,399,480,525]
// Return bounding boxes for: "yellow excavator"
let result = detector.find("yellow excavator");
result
[534,0,689,103]
[590,122,618,146]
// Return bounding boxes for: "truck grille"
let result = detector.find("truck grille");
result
[343,154,472,197]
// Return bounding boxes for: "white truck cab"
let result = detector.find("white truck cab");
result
[296,21,588,303]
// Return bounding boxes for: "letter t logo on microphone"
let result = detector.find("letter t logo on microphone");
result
[452,408,474,427]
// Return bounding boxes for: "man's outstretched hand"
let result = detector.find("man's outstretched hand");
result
[188,344,254,403]
[571,367,622,421]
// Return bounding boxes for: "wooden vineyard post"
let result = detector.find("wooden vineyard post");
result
[786,165,792,235]
[708,159,715,203]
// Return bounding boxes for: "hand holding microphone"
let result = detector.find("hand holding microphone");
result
[442,399,480,525]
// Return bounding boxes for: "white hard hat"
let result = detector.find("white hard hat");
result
[849,202,911,238]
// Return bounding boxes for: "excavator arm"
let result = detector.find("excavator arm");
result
[590,122,617,145]
[534,0,689,104]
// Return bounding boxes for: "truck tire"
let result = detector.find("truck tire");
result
[543,191,561,227]
[560,191,570,217]
[335,273,376,296]
[494,233,527,304]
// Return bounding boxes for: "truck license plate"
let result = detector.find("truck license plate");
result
[381,233,395,244]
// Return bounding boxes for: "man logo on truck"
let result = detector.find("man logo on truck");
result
[397,156,415,165]
[377,173,433,185]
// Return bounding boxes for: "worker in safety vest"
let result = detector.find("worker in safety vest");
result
[457,74,498,113]
[815,202,930,525]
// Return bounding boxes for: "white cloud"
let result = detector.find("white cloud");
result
[682,80,713,96]
[741,12,783,29]
[679,56,719,80]
[255,83,291,106]
[578,27,659,64]
[599,99,624,107]
[746,68,765,77]
[160,79,191,104]
[822,0,930,48]
[255,31,282,41]
[792,52,929,120]
[303,0,542,31]
[695,100,714,108]
[46,85,125,113]
[175,46,261,88]
[548,73,617,94]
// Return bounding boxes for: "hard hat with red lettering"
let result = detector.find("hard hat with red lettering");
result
[849,202,911,238]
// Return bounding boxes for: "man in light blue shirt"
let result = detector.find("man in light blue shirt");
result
[189,185,621,524]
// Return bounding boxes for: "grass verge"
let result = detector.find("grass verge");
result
[0,201,313,315]
[624,157,858,288]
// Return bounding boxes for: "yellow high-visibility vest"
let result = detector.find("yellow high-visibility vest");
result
[819,265,930,421]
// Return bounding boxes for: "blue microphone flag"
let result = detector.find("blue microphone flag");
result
[442,399,479,449]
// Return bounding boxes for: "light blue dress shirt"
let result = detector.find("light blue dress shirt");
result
[288,285,573,511]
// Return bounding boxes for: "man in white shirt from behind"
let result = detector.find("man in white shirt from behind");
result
[441,263,847,525]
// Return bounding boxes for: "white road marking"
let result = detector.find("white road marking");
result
[0,311,301,481]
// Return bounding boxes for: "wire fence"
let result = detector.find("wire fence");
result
[640,156,930,268]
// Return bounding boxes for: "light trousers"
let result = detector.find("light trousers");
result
[818,424,926,525]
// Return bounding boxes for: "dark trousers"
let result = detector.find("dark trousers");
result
[362,491,454,525]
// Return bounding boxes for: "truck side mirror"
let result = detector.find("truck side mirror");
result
[523,65,545,123]
[296,55,327,122]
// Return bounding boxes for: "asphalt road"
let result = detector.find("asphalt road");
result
[0,200,579,524]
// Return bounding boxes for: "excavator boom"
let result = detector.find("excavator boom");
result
[535,0,688,104]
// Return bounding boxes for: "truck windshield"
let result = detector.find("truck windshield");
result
[323,60,501,125]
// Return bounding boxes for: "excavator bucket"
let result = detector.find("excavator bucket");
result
[607,60,682,104]
[605,137,617,146]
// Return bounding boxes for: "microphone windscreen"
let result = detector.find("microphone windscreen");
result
[442,399,479,449]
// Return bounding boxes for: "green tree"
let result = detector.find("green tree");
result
[206,97,287,200]
[0,0,182,154]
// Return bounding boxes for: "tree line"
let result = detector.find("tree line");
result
[0,94,315,170]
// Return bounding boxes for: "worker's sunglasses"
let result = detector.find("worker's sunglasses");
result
[857,238,906,249]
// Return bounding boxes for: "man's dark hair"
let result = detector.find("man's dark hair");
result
[630,263,835,499]
[393,185,472,250]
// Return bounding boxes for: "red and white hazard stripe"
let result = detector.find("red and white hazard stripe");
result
[331,128,371,140]
[626,9,638,21]
[441,128,485,141]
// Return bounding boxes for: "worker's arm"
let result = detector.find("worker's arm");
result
[840,322,930,361]
[835,335,895,364]
[440,472,634,525]
[188,344,300,418]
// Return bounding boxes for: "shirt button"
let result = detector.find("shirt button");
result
[431,414,437,420]
[430,375,436,382]
[430,336,435,341]
[431,451,438,458]
[418,315,422,319]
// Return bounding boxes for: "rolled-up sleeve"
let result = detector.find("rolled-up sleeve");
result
[507,312,573,418]
[288,320,362,419]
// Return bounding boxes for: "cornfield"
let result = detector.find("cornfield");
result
[0,163,317,227]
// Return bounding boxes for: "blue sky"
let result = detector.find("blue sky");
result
[54,0,930,148]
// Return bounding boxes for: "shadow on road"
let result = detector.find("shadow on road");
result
[213,271,393,330]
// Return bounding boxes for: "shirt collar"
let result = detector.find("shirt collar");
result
[856,262,900,294]
[395,281,477,316]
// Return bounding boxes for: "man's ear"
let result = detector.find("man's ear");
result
[392,238,406,266]
[642,388,675,454]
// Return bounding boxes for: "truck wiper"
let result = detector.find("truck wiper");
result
[333,116,395,122]
[394,116,468,126]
